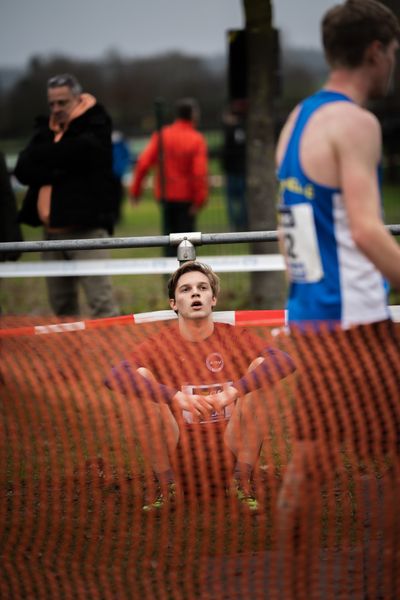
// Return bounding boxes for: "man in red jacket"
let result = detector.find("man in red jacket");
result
[129,98,208,256]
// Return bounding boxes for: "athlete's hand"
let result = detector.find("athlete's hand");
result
[210,385,238,410]
[173,391,214,419]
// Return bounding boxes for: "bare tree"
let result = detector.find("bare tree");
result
[243,0,286,308]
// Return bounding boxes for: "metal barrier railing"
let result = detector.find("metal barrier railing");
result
[0,224,399,255]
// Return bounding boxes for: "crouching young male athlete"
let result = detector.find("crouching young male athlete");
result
[106,262,295,512]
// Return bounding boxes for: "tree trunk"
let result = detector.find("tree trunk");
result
[243,0,286,309]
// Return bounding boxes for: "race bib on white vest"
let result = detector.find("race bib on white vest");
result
[278,203,323,283]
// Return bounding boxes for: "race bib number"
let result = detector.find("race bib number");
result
[278,203,323,283]
[181,382,233,425]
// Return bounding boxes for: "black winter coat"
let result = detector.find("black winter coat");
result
[0,151,23,261]
[15,103,119,234]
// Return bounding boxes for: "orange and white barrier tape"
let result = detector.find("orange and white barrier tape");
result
[1,306,399,338]
[0,309,287,338]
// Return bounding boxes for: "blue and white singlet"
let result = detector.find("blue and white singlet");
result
[277,90,389,328]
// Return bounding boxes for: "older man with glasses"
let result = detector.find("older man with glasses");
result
[15,73,119,318]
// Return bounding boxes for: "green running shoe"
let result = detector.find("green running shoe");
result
[143,482,177,512]
[230,479,260,512]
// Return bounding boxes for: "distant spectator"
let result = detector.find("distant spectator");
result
[129,98,208,256]
[112,130,134,224]
[15,73,119,318]
[0,151,22,262]
[0,151,23,314]
[221,100,248,231]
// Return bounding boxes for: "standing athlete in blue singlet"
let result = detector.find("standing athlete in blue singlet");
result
[275,2,400,595]
[276,2,400,328]
[277,90,391,327]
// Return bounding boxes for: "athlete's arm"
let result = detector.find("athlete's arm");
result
[136,367,215,417]
[105,360,177,403]
[211,347,296,409]
[105,360,214,419]
[338,108,400,289]
[232,348,295,395]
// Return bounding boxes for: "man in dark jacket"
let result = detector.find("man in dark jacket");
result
[0,151,22,262]
[0,151,23,314]
[15,74,119,317]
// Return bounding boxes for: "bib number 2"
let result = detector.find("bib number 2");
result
[278,203,323,283]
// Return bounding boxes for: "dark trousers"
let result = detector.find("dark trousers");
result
[226,174,248,231]
[161,200,196,257]
[43,228,119,317]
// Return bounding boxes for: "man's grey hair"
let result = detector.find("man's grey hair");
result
[47,74,82,96]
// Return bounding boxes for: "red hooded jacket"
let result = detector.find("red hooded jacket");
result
[130,119,208,208]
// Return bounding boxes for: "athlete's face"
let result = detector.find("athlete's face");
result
[170,271,216,320]
[369,38,399,99]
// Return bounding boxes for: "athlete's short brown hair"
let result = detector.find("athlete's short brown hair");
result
[322,0,400,68]
[167,261,220,300]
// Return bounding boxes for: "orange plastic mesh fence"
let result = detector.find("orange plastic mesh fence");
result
[1,315,399,599]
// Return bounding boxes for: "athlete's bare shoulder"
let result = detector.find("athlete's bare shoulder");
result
[276,95,381,188]
[330,102,380,142]
[324,102,382,170]
[325,98,378,126]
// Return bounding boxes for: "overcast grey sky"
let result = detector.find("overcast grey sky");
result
[1,0,337,68]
